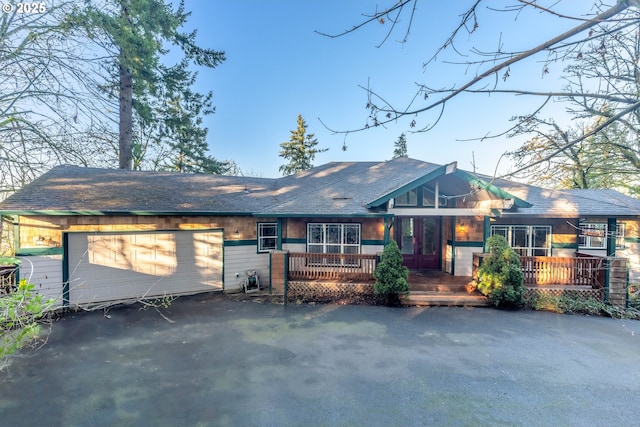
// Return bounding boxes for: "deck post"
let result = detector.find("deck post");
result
[283,252,289,306]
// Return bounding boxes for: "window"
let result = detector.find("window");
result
[395,187,449,208]
[422,187,448,208]
[257,223,278,252]
[579,223,626,250]
[491,225,552,256]
[616,223,626,249]
[579,223,606,249]
[394,189,418,206]
[307,223,361,255]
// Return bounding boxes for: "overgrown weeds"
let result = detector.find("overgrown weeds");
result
[523,291,640,320]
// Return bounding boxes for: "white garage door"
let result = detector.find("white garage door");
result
[66,230,223,306]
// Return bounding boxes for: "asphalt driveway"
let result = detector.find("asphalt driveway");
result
[1,294,639,427]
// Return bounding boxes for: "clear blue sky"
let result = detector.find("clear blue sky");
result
[179,1,591,178]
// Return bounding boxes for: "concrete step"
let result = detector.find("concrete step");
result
[401,291,491,307]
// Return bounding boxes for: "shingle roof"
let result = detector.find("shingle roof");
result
[0,166,279,214]
[0,159,638,218]
[489,178,640,217]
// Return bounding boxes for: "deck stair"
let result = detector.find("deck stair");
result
[401,273,491,307]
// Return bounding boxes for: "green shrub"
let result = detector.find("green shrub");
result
[1,279,54,361]
[476,235,525,307]
[374,241,409,304]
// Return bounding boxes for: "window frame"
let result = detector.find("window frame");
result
[578,222,626,250]
[257,222,278,253]
[306,223,361,255]
[578,223,607,250]
[490,225,552,256]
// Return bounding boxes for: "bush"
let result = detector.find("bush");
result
[374,241,409,305]
[523,291,640,319]
[476,235,525,307]
[1,279,54,361]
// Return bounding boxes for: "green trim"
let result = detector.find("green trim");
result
[384,216,391,245]
[365,165,450,208]
[277,218,283,250]
[13,218,19,253]
[625,237,640,243]
[551,242,578,249]
[446,240,483,247]
[221,232,225,291]
[0,210,254,216]
[282,238,306,245]
[607,218,616,257]
[62,234,69,308]
[454,170,532,208]
[224,239,257,247]
[362,239,385,246]
[16,247,63,256]
[256,213,391,218]
[450,218,456,275]
[483,216,491,253]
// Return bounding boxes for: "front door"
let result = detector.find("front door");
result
[396,217,440,270]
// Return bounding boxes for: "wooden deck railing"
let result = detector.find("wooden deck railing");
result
[519,256,605,287]
[288,252,377,281]
[0,265,17,294]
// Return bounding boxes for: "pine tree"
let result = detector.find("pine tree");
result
[74,0,225,170]
[392,133,408,159]
[279,115,327,175]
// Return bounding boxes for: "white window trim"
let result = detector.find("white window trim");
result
[306,223,361,254]
[616,223,626,249]
[257,222,278,253]
[491,225,552,256]
[579,223,626,250]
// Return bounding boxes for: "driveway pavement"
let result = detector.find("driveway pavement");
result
[1,294,639,427]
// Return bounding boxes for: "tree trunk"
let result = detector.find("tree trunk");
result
[118,0,133,170]
[119,59,133,170]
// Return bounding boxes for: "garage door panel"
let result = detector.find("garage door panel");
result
[67,230,223,306]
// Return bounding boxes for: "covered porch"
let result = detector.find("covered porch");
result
[275,251,624,306]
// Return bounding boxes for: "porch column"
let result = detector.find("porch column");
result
[384,216,392,245]
[607,218,616,257]
[450,217,456,275]
[605,218,617,304]
[483,216,491,253]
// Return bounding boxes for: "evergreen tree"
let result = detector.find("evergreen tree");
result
[392,133,408,159]
[73,0,225,170]
[279,115,327,175]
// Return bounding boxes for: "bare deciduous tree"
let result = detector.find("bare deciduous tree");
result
[319,1,640,182]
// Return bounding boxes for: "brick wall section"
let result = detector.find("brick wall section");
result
[608,258,628,307]
[270,251,287,294]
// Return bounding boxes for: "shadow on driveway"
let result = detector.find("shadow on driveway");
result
[1,293,639,426]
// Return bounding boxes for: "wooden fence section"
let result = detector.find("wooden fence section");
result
[519,256,605,287]
[288,252,377,281]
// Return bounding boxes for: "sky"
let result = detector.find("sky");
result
[177,0,595,178]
